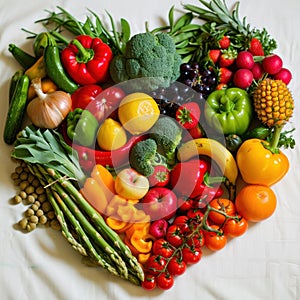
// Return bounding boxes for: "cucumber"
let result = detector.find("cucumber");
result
[44,45,78,94]
[8,44,37,69]
[9,70,24,103]
[4,75,30,145]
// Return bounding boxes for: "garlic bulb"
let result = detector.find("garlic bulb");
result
[27,78,72,129]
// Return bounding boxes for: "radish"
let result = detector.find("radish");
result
[273,68,292,85]
[251,62,264,80]
[235,51,255,69]
[262,54,283,74]
[233,69,253,89]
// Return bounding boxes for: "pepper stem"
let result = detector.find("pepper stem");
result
[203,172,226,187]
[72,39,94,63]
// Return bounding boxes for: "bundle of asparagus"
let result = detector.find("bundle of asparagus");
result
[12,125,144,285]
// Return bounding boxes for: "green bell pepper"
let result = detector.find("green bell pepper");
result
[67,108,99,147]
[204,88,253,135]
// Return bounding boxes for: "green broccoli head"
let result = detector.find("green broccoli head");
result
[149,116,182,166]
[109,32,182,92]
[129,138,167,177]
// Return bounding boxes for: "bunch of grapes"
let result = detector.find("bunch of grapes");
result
[151,62,217,117]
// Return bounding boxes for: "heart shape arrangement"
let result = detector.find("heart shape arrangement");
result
[5,0,295,291]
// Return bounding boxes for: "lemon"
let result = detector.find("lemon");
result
[97,118,127,151]
[118,92,160,135]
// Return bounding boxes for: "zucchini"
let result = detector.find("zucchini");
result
[44,45,78,94]
[3,75,30,145]
[8,44,36,69]
[9,70,24,103]
[242,126,271,140]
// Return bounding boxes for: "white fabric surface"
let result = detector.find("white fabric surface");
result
[0,0,300,299]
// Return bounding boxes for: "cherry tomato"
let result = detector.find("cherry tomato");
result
[152,239,174,258]
[141,273,156,290]
[178,196,194,212]
[187,208,204,222]
[156,272,174,290]
[172,215,191,233]
[181,246,202,264]
[166,225,184,247]
[223,216,248,237]
[167,257,187,276]
[146,255,167,276]
[187,231,205,248]
[204,225,227,251]
[208,198,236,225]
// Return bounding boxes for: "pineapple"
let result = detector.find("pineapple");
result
[253,78,294,127]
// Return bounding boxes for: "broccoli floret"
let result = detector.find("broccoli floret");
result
[149,116,182,166]
[109,32,182,92]
[129,138,167,177]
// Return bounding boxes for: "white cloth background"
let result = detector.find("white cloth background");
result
[0,0,300,299]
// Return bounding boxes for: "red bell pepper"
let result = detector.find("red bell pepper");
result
[61,35,113,85]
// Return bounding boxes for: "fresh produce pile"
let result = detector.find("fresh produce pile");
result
[4,0,296,291]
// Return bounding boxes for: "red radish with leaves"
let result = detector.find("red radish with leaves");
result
[175,102,200,130]
[248,38,265,56]
[233,68,253,89]
[262,54,283,74]
[235,51,255,69]
[273,67,292,85]
[148,165,170,187]
[251,62,264,80]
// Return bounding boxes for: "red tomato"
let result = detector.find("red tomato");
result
[141,273,156,290]
[156,272,174,290]
[204,225,227,251]
[181,246,202,264]
[178,196,194,212]
[187,208,204,221]
[167,257,187,276]
[187,231,205,248]
[208,198,236,225]
[172,215,191,233]
[166,225,184,247]
[152,239,174,258]
[146,255,167,276]
[223,216,248,237]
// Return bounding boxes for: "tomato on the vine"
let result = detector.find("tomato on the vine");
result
[223,216,248,237]
[187,208,204,221]
[156,272,174,290]
[141,273,156,290]
[204,225,227,251]
[167,257,187,276]
[178,196,194,212]
[152,239,174,258]
[146,255,167,276]
[187,231,205,248]
[166,225,184,247]
[208,198,236,225]
[172,215,191,233]
[181,246,202,264]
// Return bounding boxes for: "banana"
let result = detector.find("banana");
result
[177,138,239,185]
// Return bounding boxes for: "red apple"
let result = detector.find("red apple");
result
[149,219,169,239]
[142,187,178,221]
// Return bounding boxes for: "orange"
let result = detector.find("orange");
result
[235,184,277,222]
[118,92,160,135]
[97,118,127,150]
